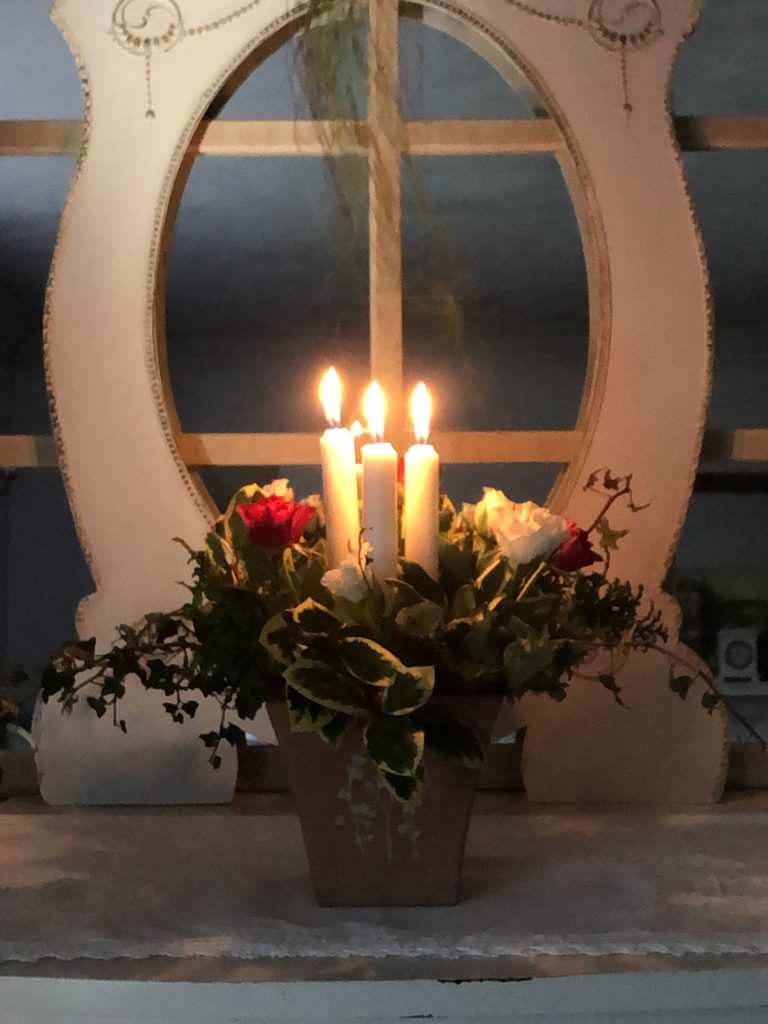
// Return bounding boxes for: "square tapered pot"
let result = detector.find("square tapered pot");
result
[269,695,502,907]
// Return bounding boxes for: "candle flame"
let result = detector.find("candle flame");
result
[350,420,364,438]
[363,381,386,442]
[320,367,342,428]
[410,381,432,444]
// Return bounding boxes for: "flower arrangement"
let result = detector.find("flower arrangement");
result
[40,469,715,805]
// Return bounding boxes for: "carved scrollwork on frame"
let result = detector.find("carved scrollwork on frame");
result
[503,0,670,114]
[111,0,185,55]
[110,0,268,117]
[586,0,663,52]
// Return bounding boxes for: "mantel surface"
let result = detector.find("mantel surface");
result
[3,794,768,983]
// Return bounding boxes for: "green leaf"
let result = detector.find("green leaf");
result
[381,666,435,715]
[414,704,484,769]
[286,684,336,733]
[340,637,404,686]
[597,517,629,553]
[395,600,444,637]
[381,764,425,805]
[319,712,352,748]
[205,530,232,574]
[292,598,341,635]
[259,613,293,665]
[598,673,626,708]
[438,539,476,595]
[86,695,107,718]
[503,641,555,693]
[384,578,424,612]
[670,675,693,700]
[702,691,721,713]
[285,659,370,716]
[450,583,476,620]
[438,494,457,533]
[399,560,446,606]
[364,716,424,776]
[462,618,502,669]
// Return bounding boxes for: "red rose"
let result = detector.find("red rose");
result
[236,496,315,549]
[550,520,603,572]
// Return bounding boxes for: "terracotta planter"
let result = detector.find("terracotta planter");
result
[269,695,502,907]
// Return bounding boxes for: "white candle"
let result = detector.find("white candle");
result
[319,368,360,567]
[361,382,399,583]
[404,382,440,580]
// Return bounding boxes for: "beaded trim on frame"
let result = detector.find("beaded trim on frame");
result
[110,0,666,119]
[111,0,268,118]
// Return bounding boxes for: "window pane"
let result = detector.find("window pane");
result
[400,17,534,119]
[674,0,768,115]
[216,23,368,119]
[166,155,370,434]
[0,0,82,118]
[402,154,589,433]
[685,153,768,429]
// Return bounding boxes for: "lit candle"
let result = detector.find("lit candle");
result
[404,382,440,580]
[351,419,364,500]
[361,382,399,583]
[319,368,360,567]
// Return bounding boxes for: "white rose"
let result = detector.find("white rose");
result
[261,478,294,500]
[321,543,373,602]
[476,488,569,566]
[303,493,325,525]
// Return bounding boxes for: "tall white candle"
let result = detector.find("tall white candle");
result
[404,382,440,580]
[319,368,360,567]
[361,382,399,583]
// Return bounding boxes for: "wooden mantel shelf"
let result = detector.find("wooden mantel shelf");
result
[3,794,768,1021]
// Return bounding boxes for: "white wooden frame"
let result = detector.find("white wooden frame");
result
[4,0,743,803]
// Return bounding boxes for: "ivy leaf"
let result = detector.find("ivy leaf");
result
[341,637,404,687]
[670,675,693,700]
[702,691,721,713]
[395,600,444,637]
[413,704,484,769]
[598,673,627,708]
[597,517,629,553]
[292,598,341,635]
[503,641,554,693]
[86,695,107,718]
[381,666,435,715]
[285,659,369,716]
[364,717,424,776]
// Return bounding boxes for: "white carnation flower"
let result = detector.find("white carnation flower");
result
[321,543,373,603]
[476,488,569,566]
[261,478,294,500]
